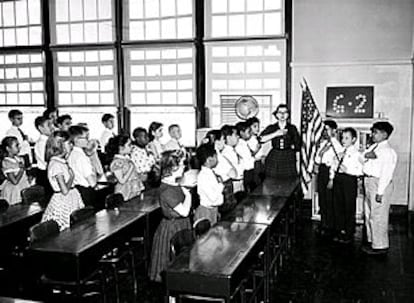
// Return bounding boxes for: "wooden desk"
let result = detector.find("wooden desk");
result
[28,209,146,282]
[0,203,43,251]
[251,177,300,197]
[0,297,43,303]
[166,221,267,302]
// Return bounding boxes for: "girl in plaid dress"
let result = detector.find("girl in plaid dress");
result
[41,131,84,231]
[260,104,300,178]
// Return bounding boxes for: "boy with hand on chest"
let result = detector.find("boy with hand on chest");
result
[235,121,256,192]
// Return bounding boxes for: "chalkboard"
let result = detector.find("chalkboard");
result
[326,86,374,118]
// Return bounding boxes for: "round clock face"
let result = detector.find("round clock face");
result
[327,87,373,118]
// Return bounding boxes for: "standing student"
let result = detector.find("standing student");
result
[327,127,363,243]
[6,109,32,167]
[362,122,397,255]
[195,143,224,225]
[99,113,116,149]
[0,136,30,205]
[131,127,156,186]
[260,104,300,178]
[34,116,54,198]
[247,117,264,183]
[41,131,84,231]
[106,134,143,200]
[164,124,186,155]
[221,125,244,193]
[149,150,191,282]
[314,120,343,237]
[67,125,98,208]
[57,114,72,132]
[235,121,256,192]
[147,122,164,162]
[43,108,59,131]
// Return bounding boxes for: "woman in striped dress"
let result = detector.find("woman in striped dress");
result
[149,150,191,282]
[260,104,300,178]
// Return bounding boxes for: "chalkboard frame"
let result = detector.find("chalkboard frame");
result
[326,86,374,118]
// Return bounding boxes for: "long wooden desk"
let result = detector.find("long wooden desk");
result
[166,221,267,302]
[251,177,300,198]
[28,209,146,282]
[0,297,43,303]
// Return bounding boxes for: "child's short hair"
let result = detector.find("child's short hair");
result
[246,117,260,127]
[105,134,130,162]
[160,150,183,178]
[57,114,72,125]
[34,116,49,130]
[342,127,357,139]
[68,125,89,140]
[8,109,22,119]
[196,143,217,165]
[132,127,147,139]
[45,131,70,162]
[371,121,394,137]
[204,129,222,145]
[168,124,180,133]
[235,121,250,135]
[148,122,163,142]
[43,108,58,119]
[101,113,114,123]
[220,124,237,139]
[324,119,338,130]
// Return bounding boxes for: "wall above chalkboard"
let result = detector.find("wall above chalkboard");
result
[326,86,374,118]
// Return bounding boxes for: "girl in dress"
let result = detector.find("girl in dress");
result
[0,136,30,205]
[260,104,300,178]
[41,131,84,230]
[149,150,191,282]
[106,134,143,200]
[147,122,164,162]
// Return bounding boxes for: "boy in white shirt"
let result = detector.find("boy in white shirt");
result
[327,127,363,244]
[34,116,54,198]
[57,114,72,132]
[361,122,397,255]
[100,113,116,149]
[315,120,343,238]
[235,121,256,192]
[221,125,244,193]
[6,109,32,166]
[246,117,264,183]
[195,143,224,225]
[164,124,188,163]
[68,125,98,208]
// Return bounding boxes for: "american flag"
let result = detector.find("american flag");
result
[300,82,324,193]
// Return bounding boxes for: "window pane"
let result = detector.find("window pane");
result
[206,0,284,38]
[0,0,42,46]
[125,46,194,106]
[0,52,45,106]
[125,0,194,40]
[206,40,285,127]
[51,0,114,44]
[55,49,116,106]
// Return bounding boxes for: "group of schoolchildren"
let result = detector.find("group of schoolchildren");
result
[315,119,397,255]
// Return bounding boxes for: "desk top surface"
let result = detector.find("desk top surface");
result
[222,195,287,226]
[0,297,43,303]
[167,221,266,277]
[122,192,160,214]
[251,177,300,197]
[29,209,145,254]
[0,203,43,229]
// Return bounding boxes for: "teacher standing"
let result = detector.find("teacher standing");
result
[260,104,300,178]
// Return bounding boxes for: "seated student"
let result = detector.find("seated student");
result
[362,121,397,255]
[99,113,116,150]
[68,125,98,208]
[235,121,256,192]
[149,150,191,282]
[41,131,84,231]
[43,108,59,131]
[106,134,143,200]
[195,143,225,225]
[221,125,244,193]
[34,116,54,198]
[246,117,264,182]
[147,122,164,162]
[0,136,30,205]
[327,127,363,244]
[56,114,72,132]
[6,109,32,167]
[164,124,187,155]
[131,127,156,183]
